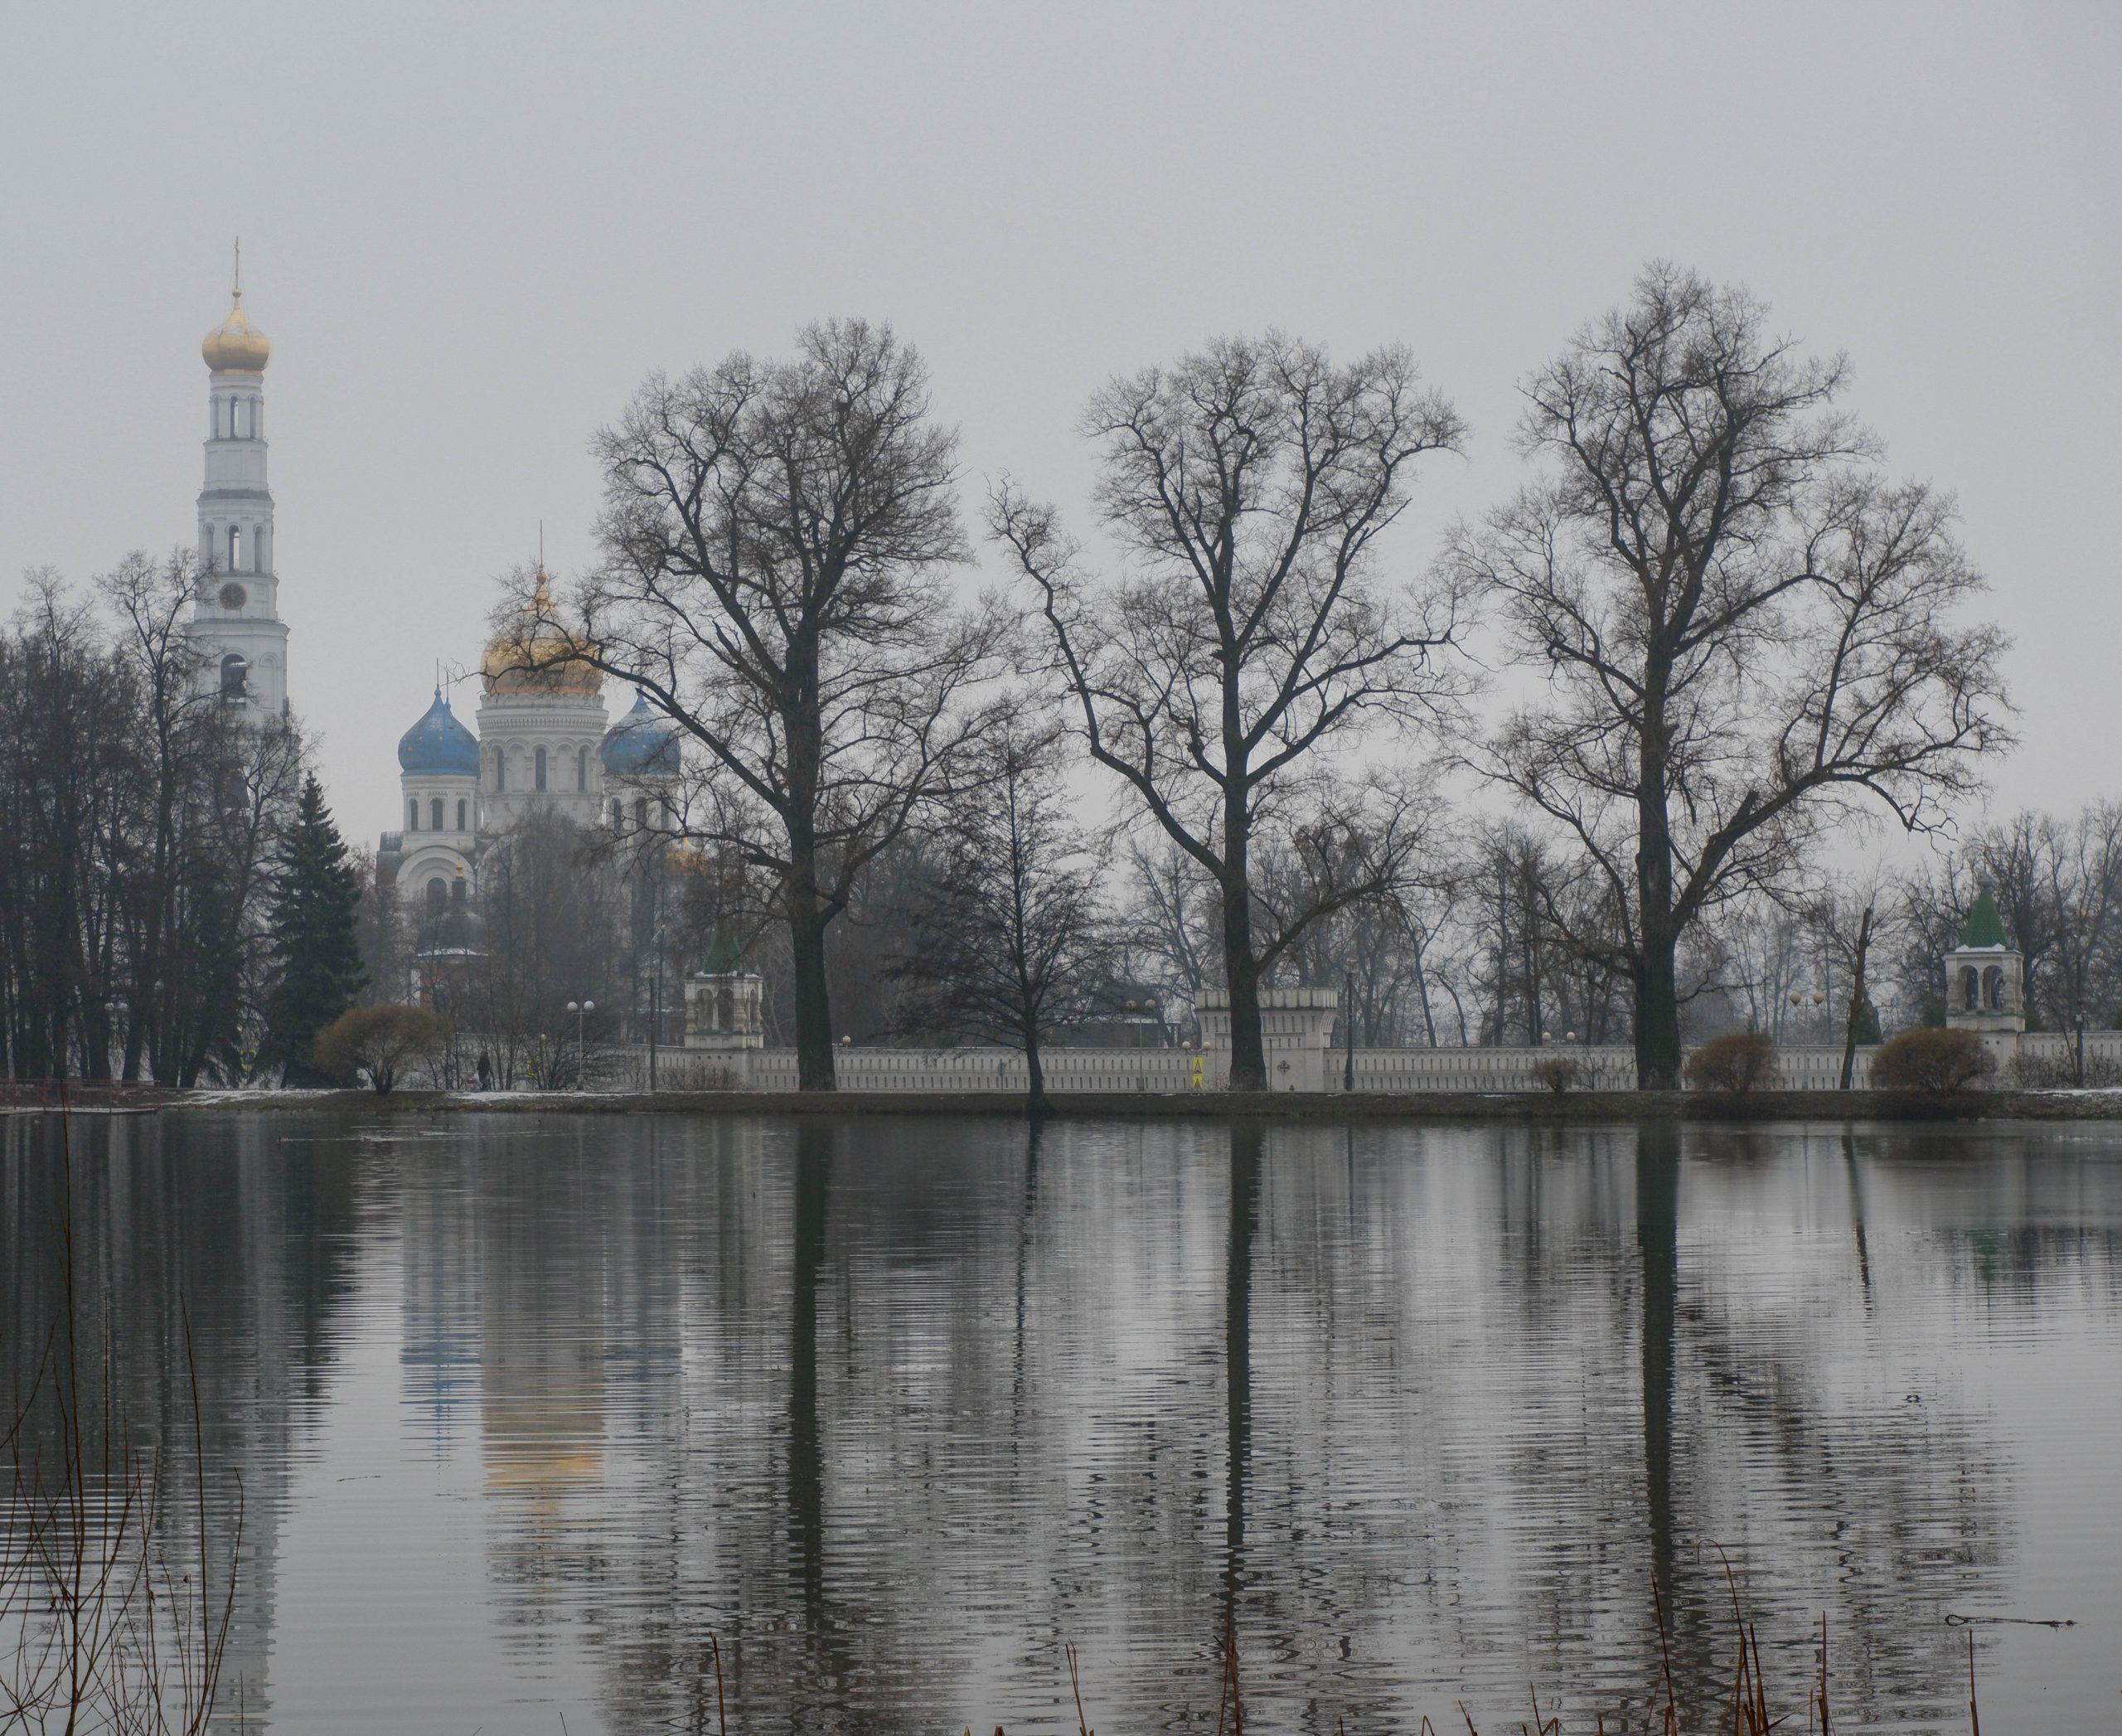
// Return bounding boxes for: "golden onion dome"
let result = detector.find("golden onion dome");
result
[481,570,603,696]
[201,289,270,372]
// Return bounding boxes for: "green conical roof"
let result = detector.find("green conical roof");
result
[1959,888,2008,948]
[697,926,744,975]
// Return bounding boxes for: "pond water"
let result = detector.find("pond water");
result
[3,1111,2119,1734]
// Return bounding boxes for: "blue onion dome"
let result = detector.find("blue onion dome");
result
[397,688,481,777]
[600,689,681,778]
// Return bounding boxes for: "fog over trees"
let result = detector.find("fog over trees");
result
[1,264,2065,1089]
[0,556,307,1084]
[991,332,1469,1090]
[1449,264,2009,1086]
[496,318,1000,1090]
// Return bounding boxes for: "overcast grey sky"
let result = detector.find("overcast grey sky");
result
[3,2,2116,843]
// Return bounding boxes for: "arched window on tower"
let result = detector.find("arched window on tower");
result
[1960,965,1979,1012]
[429,797,443,832]
[611,799,622,829]
[634,797,647,829]
[1984,965,2005,1011]
[535,747,547,792]
[457,798,468,831]
[219,652,249,701]
[492,749,505,793]
[577,746,588,790]
[408,799,419,831]
[426,877,448,916]
[227,526,240,571]
[234,398,246,439]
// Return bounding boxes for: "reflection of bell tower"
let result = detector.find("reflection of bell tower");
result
[1945,888,2024,1035]
[190,245,289,719]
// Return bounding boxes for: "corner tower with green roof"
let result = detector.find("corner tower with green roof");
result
[684,923,764,1060]
[1945,887,2024,1035]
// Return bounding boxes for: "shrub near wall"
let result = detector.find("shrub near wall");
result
[1684,1031,1778,1093]
[314,1006,452,1094]
[1868,1027,1995,1093]
[1529,1053,1582,1093]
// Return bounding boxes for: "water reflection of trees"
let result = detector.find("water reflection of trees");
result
[0,1112,362,1729]
[12,1111,2114,1733]
[498,1115,2110,1734]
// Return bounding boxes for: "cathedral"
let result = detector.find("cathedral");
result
[184,271,681,922]
[379,586,681,916]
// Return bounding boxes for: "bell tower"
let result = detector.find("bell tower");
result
[191,245,289,718]
[1945,888,2025,1035]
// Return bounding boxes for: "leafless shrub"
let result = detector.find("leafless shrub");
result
[1529,1053,1581,1093]
[1869,1027,1995,1093]
[1684,1030,1780,1093]
[312,1004,453,1093]
[2003,1046,2122,1090]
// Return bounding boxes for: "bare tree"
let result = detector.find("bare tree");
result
[2031,803,2122,1080]
[0,565,302,1084]
[1455,264,2011,1086]
[504,321,996,1089]
[887,715,1120,1111]
[992,333,1469,1089]
[446,812,620,1088]
[1795,875,1895,1087]
[1926,806,2122,1079]
[1117,838,1221,1021]
[1887,851,1982,1030]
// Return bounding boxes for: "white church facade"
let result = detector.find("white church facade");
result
[379,582,681,917]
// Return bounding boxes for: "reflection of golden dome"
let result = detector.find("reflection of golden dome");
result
[201,290,270,372]
[481,570,603,696]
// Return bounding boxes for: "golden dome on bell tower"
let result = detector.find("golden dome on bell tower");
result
[202,242,269,372]
[202,288,270,373]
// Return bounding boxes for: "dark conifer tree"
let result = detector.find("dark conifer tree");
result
[263,775,366,1084]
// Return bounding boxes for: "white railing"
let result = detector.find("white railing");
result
[551,1030,2122,1095]
[745,1046,1193,1093]
[599,1040,1879,1093]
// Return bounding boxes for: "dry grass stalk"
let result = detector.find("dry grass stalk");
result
[1,1107,240,1734]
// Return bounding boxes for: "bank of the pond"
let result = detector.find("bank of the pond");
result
[141,1084,2122,1122]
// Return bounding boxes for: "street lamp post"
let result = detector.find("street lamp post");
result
[649,957,661,1093]
[566,999,595,1091]
[1343,968,1355,1092]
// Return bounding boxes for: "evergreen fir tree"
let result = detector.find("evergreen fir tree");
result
[263,775,367,1084]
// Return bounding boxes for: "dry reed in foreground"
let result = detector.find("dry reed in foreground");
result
[920,1571,1990,1736]
[2,1103,240,1735]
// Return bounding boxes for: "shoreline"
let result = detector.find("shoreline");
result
[128,1085,2122,1122]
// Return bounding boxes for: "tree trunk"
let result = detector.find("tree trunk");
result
[1635,720,1683,1089]
[1636,927,1684,1089]
[786,862,836,1092]
[1412,936,1438,1047]
[1223,934,1267,1091]
[1839,904,1872,1091]
[1023,1026,1049,1118]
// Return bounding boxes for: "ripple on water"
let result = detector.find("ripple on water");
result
[2,1112,2118,1733]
